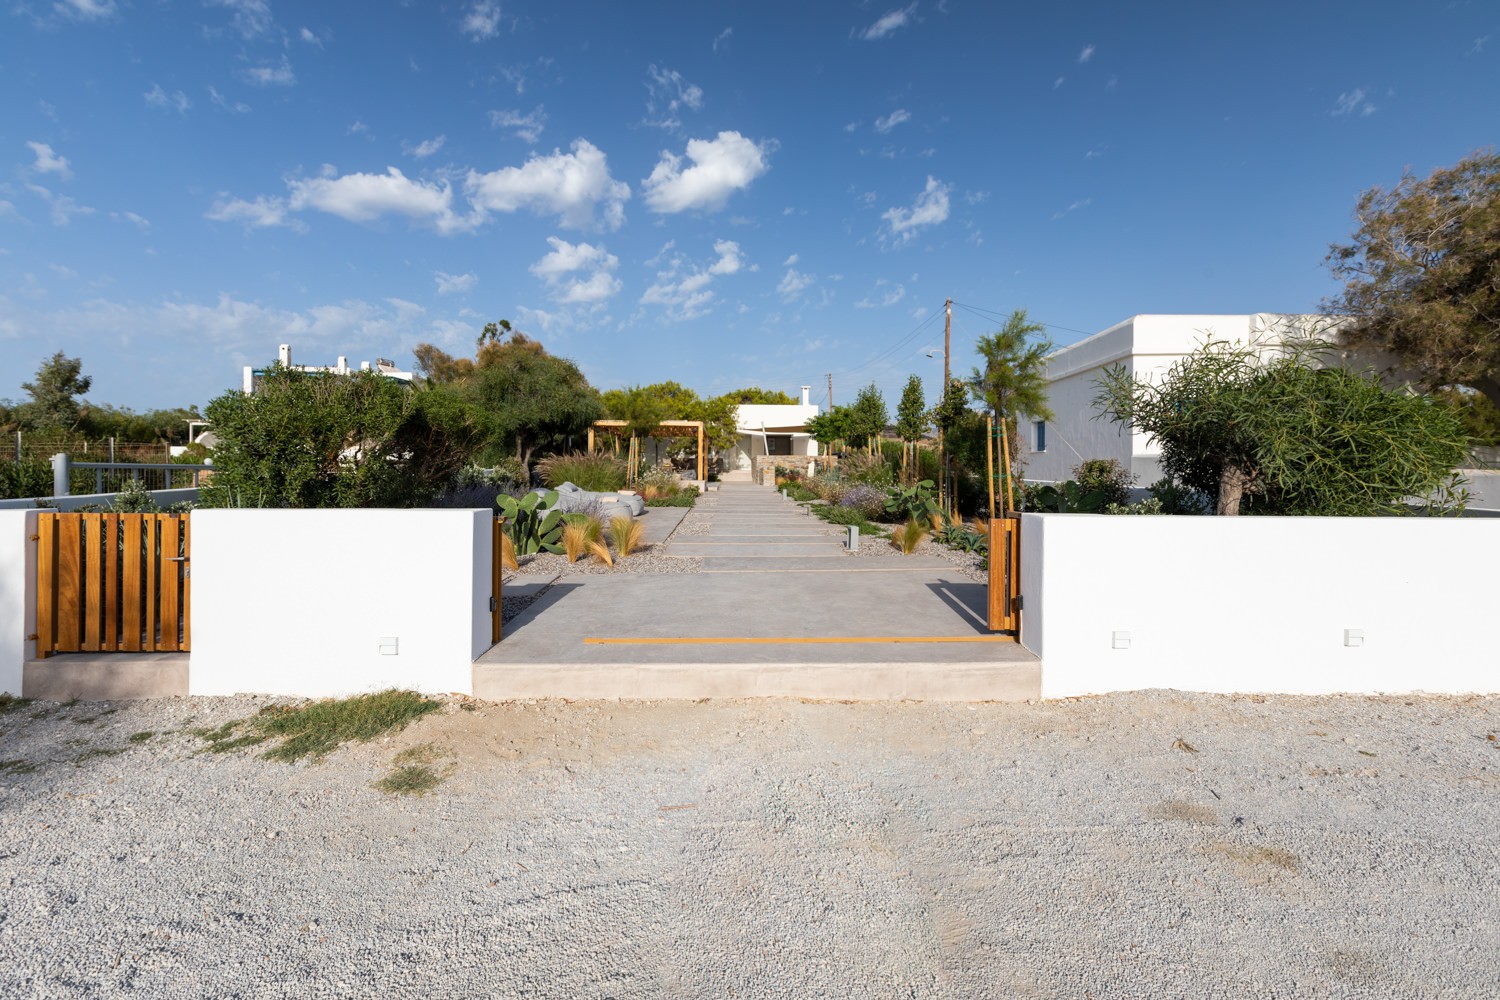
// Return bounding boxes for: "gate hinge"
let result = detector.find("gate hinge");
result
[489,596,497,613]
[1014,595,1024,611]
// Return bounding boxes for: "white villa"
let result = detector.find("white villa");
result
[1016,313,1338,484]
[721,385,822,481]
[242,343,413,394]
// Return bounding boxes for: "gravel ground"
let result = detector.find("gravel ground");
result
[2,691,1497,997]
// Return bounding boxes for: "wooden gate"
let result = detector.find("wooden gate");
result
[35,512,190,657]
[987,515,1021,633]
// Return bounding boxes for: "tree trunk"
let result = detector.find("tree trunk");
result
[1216,465,1250,516]
[1475,375,1500,418]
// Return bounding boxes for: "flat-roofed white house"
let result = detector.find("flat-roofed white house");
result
[722,385,822,482]
[1016,314,1335,484]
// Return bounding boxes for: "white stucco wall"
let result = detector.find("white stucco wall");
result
[0,511,38,696]
[1020,512,1500,698]
[729,403,821,471]
[189,509,492,697]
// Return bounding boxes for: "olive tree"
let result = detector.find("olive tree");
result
[1093,341,1469,515]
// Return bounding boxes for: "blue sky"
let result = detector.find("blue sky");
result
[3,1,1497,413]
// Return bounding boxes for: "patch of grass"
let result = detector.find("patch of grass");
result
[610,515,645,557]
[73,746,125,765]
[192,690,440,763]
[892,518,928,554]
[72,708,119,724]
[374,743,453,796]
[0,694,31,715]
[29,708,55,721]
[0,758,38,775]
[127,731,157,744]
[257,690,441,763]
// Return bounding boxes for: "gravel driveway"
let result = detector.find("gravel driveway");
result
[2,691,1497,997]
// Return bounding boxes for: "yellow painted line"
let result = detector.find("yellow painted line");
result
[584,635,1012,646]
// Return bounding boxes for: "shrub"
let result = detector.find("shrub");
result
[1071,459,1135,507]
[808,475,850,504]
[536,451,627,493]
[636,465,682,500]
[610,515,644,556]
[496,490,565,555]
[561,515,603,562]
[883,479,939,523]
[837,484,887,520]
[646,486,699,508]
[838,451,894,487]
[893,518,928,554]
[1146,478,1207,515]
[785,482,819,502]
[1104,497,1166,515]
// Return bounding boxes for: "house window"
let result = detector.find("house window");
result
[1034,421,1047,452]
[766,435,793,456]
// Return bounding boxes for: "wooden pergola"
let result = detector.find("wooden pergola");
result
[588,419,707,481]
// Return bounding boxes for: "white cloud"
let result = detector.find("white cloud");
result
[1053,76,1065,89]
[644,64,704,129]
[643,131,770,214]
[461,0,501,40]
[111,210,151,231]
[54,0,114,21]
[859,3,917,40]
[208,85,250,113]
[640,239,744,321]
[1332,89,1377,117]
[1050,197,1092,221]
[777,268,814,301]
[881,176,950,242]
[405,135,446,159]
[25,184,94,226]
[243,56,295,87]
[26,141,72,179]
[873,109,911,134]
[299,26,322,47]
[713,27,732,53]
[288,168,468,232]
[347,120,369,136]
[466,139,630,230]
[434,271,477,295]
[144,84,191,113]
[1078,44,1095,63]
[783,253,798,266]
[489,107,546,144]
[529,237,621,305]
[855,281,906,308]
[207,0,273,38]
[205,194,297,230]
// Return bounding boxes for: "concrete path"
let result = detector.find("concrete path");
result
[475,483,1038,701]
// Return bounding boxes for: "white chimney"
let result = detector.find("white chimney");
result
[278,344,291,366]
[337,355,348,373]
[800,385,811,406]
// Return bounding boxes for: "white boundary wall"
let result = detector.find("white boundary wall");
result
[1020,512,1500,698]
[0,511,38,696]
[190,509,492,697]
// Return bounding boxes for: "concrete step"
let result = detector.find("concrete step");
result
[697,555,960,572]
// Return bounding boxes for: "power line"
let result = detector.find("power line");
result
[950,301,1095,339]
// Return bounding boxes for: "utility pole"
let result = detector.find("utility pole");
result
[940,297,952,515]
[826,372,833,408]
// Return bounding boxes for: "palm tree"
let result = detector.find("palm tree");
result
[969,309,1055,470]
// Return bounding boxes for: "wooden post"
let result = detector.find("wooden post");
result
[587,426,595,453]
[697,424,706,482]
[1000,415,1015,514]
[986,415,996,520]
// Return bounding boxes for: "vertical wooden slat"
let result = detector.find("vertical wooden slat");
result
[121,516,142,651]
[158,516,181,651]
[144,515,159,652]
[56,515,82,651]
[103,514,119,649]
[1008,514,1022,636]
[987,516,1022,635]
[182,514,191,651]
[36,513,57,659]
[83,513,103,650]
[491,518,503,645]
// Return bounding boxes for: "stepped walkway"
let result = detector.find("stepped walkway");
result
[474,483,1038,702]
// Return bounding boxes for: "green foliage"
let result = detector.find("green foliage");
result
[815,503,878,530]
[848,383,889,448]
[462,333,603,469]
[109,478,160,512]
[375,744,453,796]
[895,375,929,444]
[884,479,940,522]
[0,457,53,501]
[837,451,894,487]
[805,406,852,447]
[1026,480,1109,513]
[645,487,699,508]
[1093,340,1470,515]
[496,489,565,555]
[1433,386,1500,447]
[969,309,1054,466]
[1326,150,1500,414]
[202,366,484,508]
[723,387,796,405]
[18,352,91,432]
[1071,459,1135,507]
[785,482,819,502]
[1146,478,1208,515]
[1104,497,1166,515]
[929,377,971,433]
[836,484,888,520]
[536,451,627,492]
